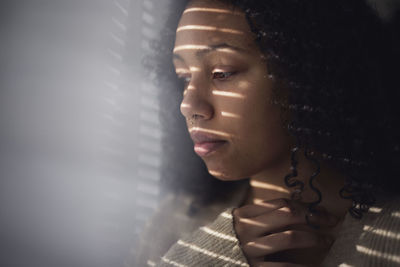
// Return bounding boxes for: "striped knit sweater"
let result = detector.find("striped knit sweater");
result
[158,208,248,267]
[133,192,400,267]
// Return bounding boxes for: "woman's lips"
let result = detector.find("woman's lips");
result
[194,141,227,157]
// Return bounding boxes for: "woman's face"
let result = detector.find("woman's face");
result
[173,0,292,181]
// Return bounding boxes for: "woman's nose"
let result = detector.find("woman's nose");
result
[179,80,214,122]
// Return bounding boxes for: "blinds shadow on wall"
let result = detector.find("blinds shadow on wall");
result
[0,0,167,266]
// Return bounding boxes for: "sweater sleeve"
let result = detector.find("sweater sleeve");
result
[157,207,250,267]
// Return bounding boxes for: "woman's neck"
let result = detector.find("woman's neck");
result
[244,150,352,218]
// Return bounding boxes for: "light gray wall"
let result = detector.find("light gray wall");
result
[0,0,167,266]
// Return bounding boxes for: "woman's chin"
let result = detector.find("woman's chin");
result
[208,169,247,181]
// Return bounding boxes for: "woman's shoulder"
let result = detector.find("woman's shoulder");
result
[158,207,249,267]
[323,193,400,267]
[131,193,215,267]
[130,183,249,267]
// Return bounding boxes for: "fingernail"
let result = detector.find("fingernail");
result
[305,212,321,229]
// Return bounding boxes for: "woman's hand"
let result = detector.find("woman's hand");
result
[233,198,339,267]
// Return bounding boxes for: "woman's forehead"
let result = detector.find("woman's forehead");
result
[175,0,257,55]
[178,0,247,31]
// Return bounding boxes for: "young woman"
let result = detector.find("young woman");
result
[133,0,400,266]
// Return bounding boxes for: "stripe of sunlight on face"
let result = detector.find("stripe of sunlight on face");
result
[209,170,224,177]
[211,90,245,99]
[189,127,232,138]
[183,7,246,16]
[173,44,245,54]
[177,25,244,35]
[221,111,240,119]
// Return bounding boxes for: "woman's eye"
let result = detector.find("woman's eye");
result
[212,71,236,81]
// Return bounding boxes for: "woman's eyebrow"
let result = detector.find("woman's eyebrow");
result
[173,43,246,61]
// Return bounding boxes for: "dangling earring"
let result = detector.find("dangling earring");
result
[303,148,322,229]
[284,146,304,201]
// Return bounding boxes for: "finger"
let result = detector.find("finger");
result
[241,230,333,258]
[236,206,339,238]
[234,198,290,218]
[235,206,306,238]
[253,262,309,267]
[306,208,340,228]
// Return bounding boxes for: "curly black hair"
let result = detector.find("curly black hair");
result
[144,0,400,218]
